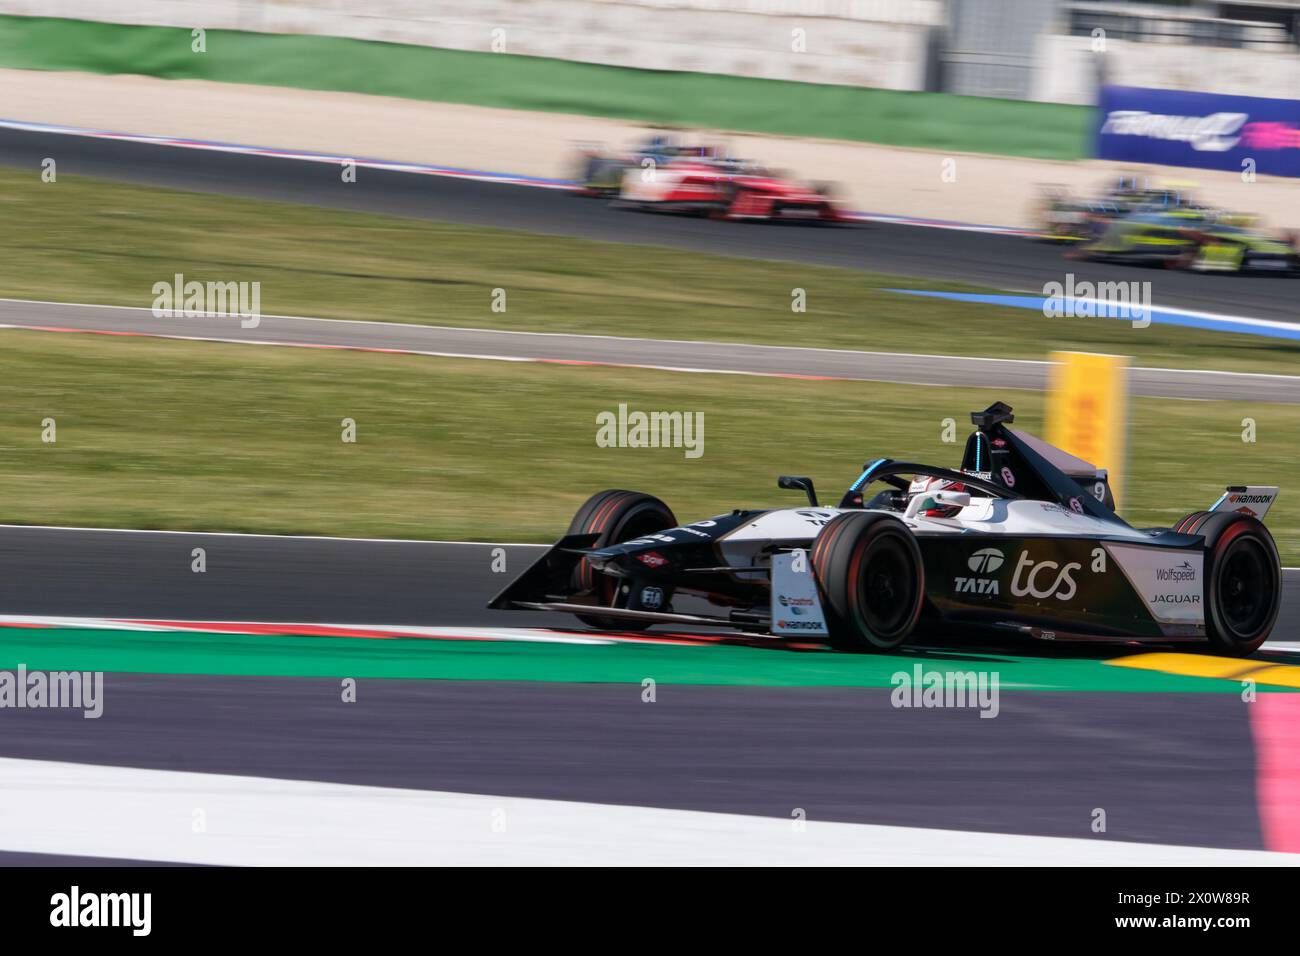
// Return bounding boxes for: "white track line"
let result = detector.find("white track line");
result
[0,615,614,644]
[0,320,913,386]
[4,296,1297,386]
[0,118,575,189]
[0,757,1291,866]
[0,524,1295,574]
[0,118,1034,233]
[0,523,543,547]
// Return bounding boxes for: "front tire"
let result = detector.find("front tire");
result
[566,490,676,630]
[811,513,924,651]
[1175,511,1281,655]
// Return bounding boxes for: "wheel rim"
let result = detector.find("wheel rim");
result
[1217,536,1275,640]
[855,534,916,639]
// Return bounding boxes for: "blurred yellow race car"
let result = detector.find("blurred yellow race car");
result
[1072,209,1299,274]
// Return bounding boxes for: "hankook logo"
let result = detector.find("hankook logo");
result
[778,619,824,630]
[967,548,1005,574]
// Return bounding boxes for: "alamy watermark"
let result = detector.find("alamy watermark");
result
[890,664,1000,718]
[596,403,704,459]
[50,886,150,935]
[0,665,103,718]
[1042,274,1151,329]
[152,273,261,328]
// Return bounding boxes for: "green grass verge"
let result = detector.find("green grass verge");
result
[0,332,1295,562]
[0,626,1265,692]
[0,15,1091,160]
[3,168,1297,377]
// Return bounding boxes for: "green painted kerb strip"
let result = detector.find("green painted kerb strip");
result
[0,626,1262,693]
[0,16,1091,160]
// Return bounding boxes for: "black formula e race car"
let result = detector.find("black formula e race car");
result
[491,403,1282,655]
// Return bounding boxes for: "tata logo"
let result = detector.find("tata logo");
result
[954,577,999,595]
[1010,551,1080,601]
[967,548,1005,574]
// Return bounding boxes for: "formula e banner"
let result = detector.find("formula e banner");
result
[1097,86,1300,178]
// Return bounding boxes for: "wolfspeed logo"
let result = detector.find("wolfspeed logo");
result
[1101,110,1248,152]
[1156,561,1196,583]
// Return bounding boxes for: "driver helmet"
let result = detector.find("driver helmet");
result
[907,475,967,519]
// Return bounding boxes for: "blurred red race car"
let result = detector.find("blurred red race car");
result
[615,158,847,223]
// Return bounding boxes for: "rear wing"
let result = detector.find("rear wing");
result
[1210,486,1279,521]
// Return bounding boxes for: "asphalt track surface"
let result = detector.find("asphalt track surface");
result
[0,672,1269,851]
[1,526,1295,637]
[5,298,1299,403]
[3,125,1300,324]
[1,498,1296,861]
[1,524,1293,855]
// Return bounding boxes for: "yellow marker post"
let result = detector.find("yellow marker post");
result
[1045,351,1129,507]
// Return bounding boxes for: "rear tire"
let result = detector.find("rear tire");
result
[1176,511,1281,655]
[811,513,924,651]
[566,490,677,630]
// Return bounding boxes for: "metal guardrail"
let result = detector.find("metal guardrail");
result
[1066,3,1296,48]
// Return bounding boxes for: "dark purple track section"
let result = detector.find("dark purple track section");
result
[0,673,1265,852]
